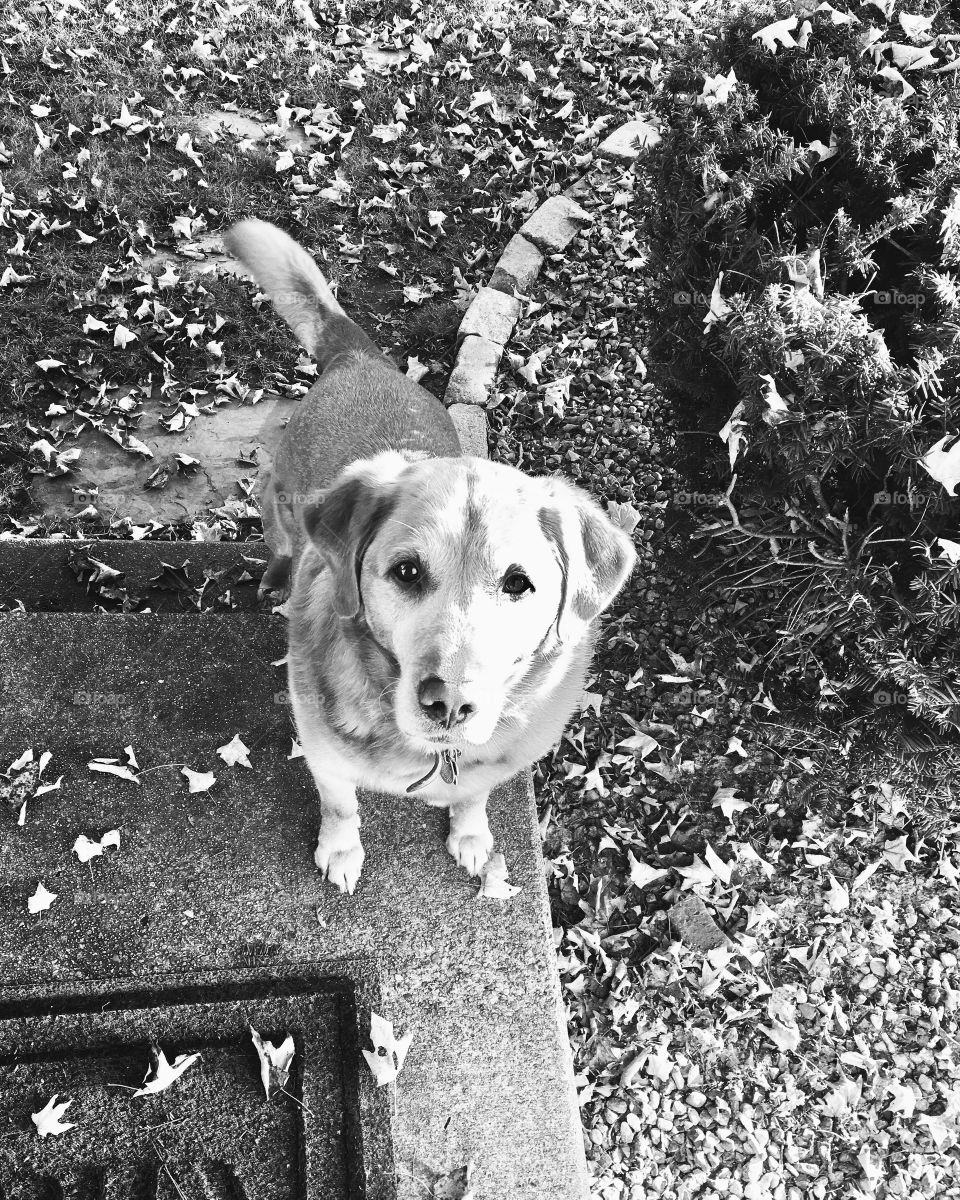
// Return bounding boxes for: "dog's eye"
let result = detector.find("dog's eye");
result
[502,571,533,596]
[391,560,421,585]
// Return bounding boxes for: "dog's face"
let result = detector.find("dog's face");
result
[304,453,635,752]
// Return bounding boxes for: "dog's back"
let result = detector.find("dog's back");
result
[223,219,461,588]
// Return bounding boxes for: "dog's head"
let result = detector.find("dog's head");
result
[303,453,635,751]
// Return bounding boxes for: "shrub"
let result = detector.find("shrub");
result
[639,0,960,739]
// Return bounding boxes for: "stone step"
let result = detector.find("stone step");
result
[0,613,588,1200]
[0,539,268,611]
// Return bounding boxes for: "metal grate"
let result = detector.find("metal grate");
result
[0,976,365,1200]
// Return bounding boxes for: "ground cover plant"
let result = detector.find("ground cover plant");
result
[4,1,960,1199]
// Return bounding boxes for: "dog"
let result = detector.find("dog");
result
[223,219,636,894]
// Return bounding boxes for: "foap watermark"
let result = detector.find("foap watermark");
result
[869,290,926,310]
[874,489,952,511]
[274,687,326,712]
[673,489,727,507]
[672,290,714,308]
[274,489,325,506]
[72,690,135,712]
[874,689,909,707]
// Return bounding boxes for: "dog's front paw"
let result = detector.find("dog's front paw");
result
[314,837,365,894]
[446,828,494,878]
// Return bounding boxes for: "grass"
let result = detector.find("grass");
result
[1,0,649,531]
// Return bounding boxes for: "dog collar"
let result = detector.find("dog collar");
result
[406,748,460,794]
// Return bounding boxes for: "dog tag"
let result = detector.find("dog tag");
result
[439,749,460,786]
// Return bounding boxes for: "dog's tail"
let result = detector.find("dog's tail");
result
[223,218,385,372]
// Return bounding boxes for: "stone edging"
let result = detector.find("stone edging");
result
[440,115,659,459]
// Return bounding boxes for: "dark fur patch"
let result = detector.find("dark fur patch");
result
[537,506,568,639]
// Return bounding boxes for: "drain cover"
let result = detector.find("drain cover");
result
[0,976,365,1200]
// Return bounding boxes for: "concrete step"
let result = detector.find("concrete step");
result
[0,613,588,1200]
[0,539,268,611]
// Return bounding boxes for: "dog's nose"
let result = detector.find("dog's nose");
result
[417,676,476,728]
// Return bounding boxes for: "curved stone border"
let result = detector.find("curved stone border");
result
[441,116,659,458]
[442,194,592,454]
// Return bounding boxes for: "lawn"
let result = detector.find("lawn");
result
[3,2,960,1199]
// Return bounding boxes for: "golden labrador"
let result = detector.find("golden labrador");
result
[224,219,636,893]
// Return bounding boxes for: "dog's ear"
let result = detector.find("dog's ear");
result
[537,478,637,647]
[303,453,409,618]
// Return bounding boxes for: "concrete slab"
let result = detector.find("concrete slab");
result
[0,540,268,611]
[0,614,589,1200]
[29,394,296,526]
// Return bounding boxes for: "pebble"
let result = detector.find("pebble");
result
[687,1090,707,1108]
[859,972,879,991]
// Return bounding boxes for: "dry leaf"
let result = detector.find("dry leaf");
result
[217,734,252,768]
[73,829,120,863]
[28,882,57,914]
[32,1095,76,1138]
[87,759,139,784]
[132,1046,201,1097]
[181,767,216,793]
[362,1012,412,1086]
[250,1025,296,1099]
[478,852,520,899]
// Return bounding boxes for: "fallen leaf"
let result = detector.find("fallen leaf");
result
[181,767,216,793]
[920,433,960,495]
[719,401,747,470]
[217,734,252,768]
[882,834,920,872]
[478,852,520,899]
[752,16,798,53]
[32,1095,75,1138]
[87,759,139,784]
[132,1046,201,1097]
[362,1012,412,1086]
[824,873,849,912]
[250,1025,296,1099]
[28,882,57,914]
[627,853,669,890]
[73,829,120,863]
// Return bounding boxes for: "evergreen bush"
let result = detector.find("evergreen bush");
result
[640,0,960,738]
